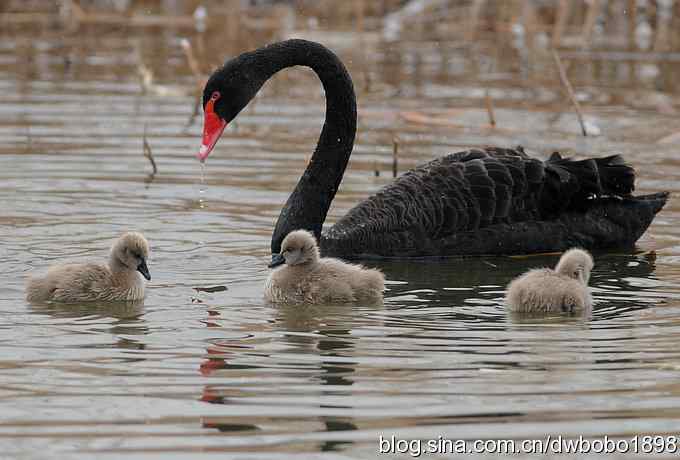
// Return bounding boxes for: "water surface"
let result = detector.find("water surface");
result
[1,25,680,460]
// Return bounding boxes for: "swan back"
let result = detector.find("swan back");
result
[322,148,667,258]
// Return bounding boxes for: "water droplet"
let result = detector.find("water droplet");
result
[199,161,206,209]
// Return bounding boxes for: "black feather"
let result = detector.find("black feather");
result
[322,147,667,257]
[595,154,635,195]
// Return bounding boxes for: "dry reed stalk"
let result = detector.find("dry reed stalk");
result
[551,0,570,48]
[392,136,399,178]
[485,89,496,128]
[627,0,637,50]
[653,3,672,52]
[521,0,537,58]
[653,23,669,52]
[672,2,680,52]
[551,49,587,137]
[181,39,203,83]
[137,61,153,95]
[143,125,158,175]
[399,111,466,128]
[581,0,600,49]
[355,0,365,36]
[131,41,151,95]
[466,0,485,41]
[180,39,207,128]
[186,95,202,128]
[354,0,371,92]
[226,0,241,43]
[194,286,228,293]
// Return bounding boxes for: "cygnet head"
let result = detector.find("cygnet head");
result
[269,230,320,268]
[110,232,151,280]
[555,248,593,284]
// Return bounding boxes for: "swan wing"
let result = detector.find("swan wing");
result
[322,147,664,257]
[46,263,111,302]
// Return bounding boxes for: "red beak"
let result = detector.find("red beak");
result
[197,95,227,162]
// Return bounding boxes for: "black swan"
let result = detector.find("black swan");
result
[196,39,668,259]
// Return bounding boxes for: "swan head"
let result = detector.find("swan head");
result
[555,248,593,284]
[269,230,320,268]
[197,53,267,162]
[111,232,151,281]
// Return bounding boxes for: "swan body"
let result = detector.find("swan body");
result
[26,232,151,303]
[264,230,384,304]
[322,149,668,258]
[506,248,594,313]
[197,39,668,259]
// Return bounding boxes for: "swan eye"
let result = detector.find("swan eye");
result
[210,91,221,101]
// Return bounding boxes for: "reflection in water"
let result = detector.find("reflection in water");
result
[27,299,149,353]
[200,303,362,442]
[27,299,145,320]
[382,251,661,314]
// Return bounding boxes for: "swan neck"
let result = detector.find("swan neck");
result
[267,40,357,254]
[109,252,129,273]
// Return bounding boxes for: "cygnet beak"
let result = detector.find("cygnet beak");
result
[268,253,285,269]
[137,258,151,281]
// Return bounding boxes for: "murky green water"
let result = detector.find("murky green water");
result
[1,24,680,459]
